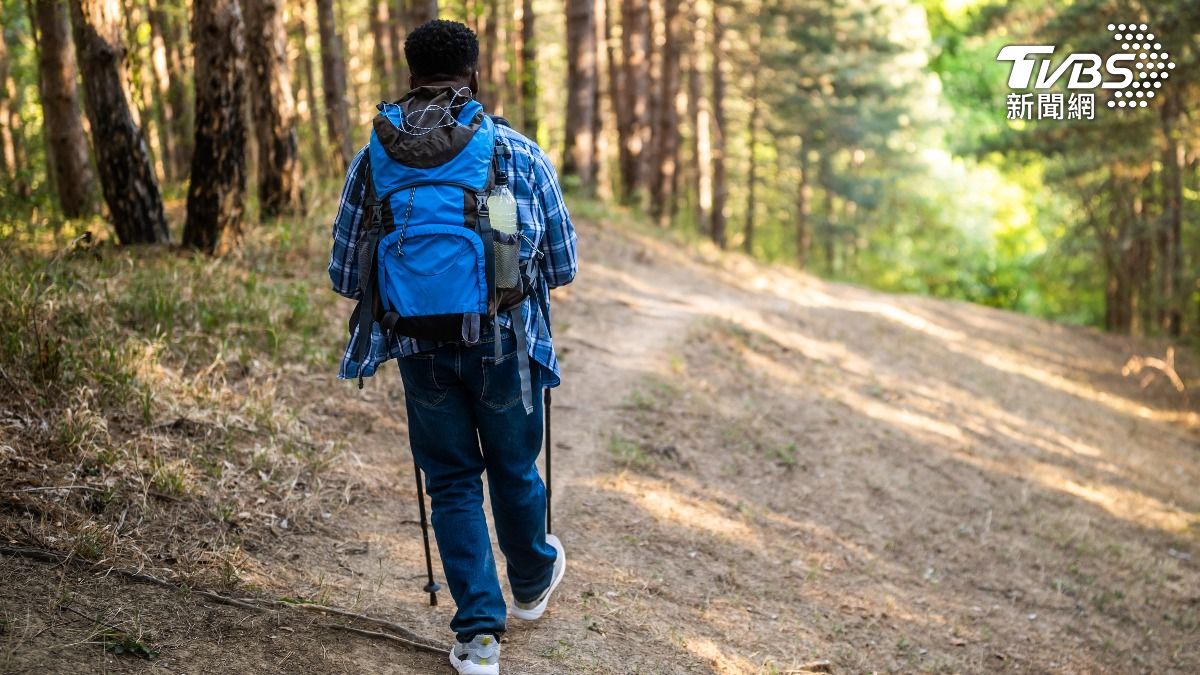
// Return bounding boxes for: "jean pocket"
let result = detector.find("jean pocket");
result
[480,337,521,411]
[398,353,446,408]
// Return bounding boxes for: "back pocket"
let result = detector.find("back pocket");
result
[378,225,488,319]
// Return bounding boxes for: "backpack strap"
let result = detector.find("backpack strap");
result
[351,154,385,387]
[511,305,534,415]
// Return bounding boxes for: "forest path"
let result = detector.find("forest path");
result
[4,216,1198,674]
[277,215,1200,674]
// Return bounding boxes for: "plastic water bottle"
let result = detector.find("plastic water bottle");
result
[487,180,521,289]
[487,182,518,235]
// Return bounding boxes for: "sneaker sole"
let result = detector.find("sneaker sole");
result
[449,650,499,675]
[510,533,566,621]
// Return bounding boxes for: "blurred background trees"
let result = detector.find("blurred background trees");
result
[0,0,1197,340]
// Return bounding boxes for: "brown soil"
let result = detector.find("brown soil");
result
[3,217,1198,673]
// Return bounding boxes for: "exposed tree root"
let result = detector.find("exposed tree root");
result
[0,544,448,656]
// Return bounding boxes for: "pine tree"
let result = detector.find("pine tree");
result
[245,0,303,217]
[33,0,94,217]
[68,0,168,244]
[316,0,352,169]
[563,0,597,189]
[183,0,247,253]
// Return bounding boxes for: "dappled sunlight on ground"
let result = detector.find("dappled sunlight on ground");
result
[591,474,760,545]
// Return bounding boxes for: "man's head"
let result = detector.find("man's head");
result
[405,20,480,90]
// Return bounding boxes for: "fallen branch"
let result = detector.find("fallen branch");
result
[0,544,446,655]
[1,485,107,494]
[250,599,444,651]
[322,623,447,656]
[1122,347,1188,402]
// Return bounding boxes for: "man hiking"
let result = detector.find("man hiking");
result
[327,19,578,675]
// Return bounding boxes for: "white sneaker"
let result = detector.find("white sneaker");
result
[510,534,566,621]
[449,634,500,675]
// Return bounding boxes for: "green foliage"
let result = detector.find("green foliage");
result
[99,627,159,659]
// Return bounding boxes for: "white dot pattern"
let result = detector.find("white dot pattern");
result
[1107,21,1174,112]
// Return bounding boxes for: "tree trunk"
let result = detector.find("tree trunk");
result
[1159,92,1184,336]
[69,0,168,244]
[409,0,437,26]
[518,0,537,138]
[649,0,682,225]
[34,0,95,217]
[146,0,179,180]
[338,0,362,116]
[155,0,193,179]
[708,1,726,249]
[744,95,759,255]
[294,9,325,172]
[0,34,10,178]
[796,139,812,268]
[182,0,247,253]
[369,0,393,100]
[0,32,28,190]
[120,0,166,181]
[687,1,709,231]
[482,0,511,115]
[616,0,649,203]
[594,0,612,199]
[388,0,406,90]
[245,0,302,217]
[316,0,352,170]
[563,0,596,190]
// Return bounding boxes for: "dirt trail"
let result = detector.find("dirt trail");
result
[4,216,1198,673]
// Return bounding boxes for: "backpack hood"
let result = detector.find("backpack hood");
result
[373,85,486,169]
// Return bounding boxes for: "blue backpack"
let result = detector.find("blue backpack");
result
[349,92,537,409]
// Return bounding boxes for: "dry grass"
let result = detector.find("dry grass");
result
[0,212,350,593]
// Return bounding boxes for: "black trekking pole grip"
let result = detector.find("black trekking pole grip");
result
[544,387,552,535]
[413,462,441,606]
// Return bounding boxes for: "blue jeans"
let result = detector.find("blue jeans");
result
[397,325,556,643]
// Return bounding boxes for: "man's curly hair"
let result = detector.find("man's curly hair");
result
[404,20,479,79]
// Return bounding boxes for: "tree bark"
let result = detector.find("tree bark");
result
[245,0,302,217]
[316,0,352,170]
[0,34,11,178]
[744,95,759,254]
[34,0,95,217]
[369,0,393,100]
[293,9,325,173]
[708,2,726,249]
[481,0,505,115]
[616,0,649,203]
[154,0,193,179]
[0,31,29,189]
[69,0,168,244]
[182,0,247,253]
[563,0,596,190]
[388,0,406,89]
[1159,91,1183,336]
[120,0,166,181]
[518,0,537,138]
[145,0,178,179]
[796,139,812,268]
[687,1,709,230]
[649,0,682,224]
[742,19,761,253]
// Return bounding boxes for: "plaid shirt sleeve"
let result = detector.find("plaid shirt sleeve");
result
[328,147,370,300]
[530,147,578,289]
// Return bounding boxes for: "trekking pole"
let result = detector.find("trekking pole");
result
[544,387,552,534]
[413,462,441,606]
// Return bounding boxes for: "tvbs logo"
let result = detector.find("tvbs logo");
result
[997,23,1175,118]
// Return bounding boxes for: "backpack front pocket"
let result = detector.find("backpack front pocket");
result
[377,225,488,319]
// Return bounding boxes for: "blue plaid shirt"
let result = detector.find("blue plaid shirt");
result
[328,123,578,387]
